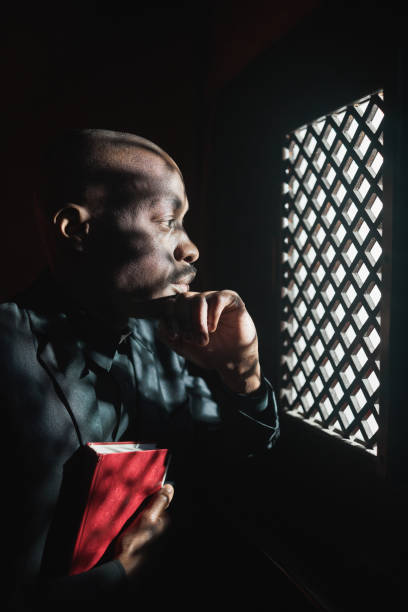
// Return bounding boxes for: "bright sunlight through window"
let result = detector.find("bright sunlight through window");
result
[280,91,384,455]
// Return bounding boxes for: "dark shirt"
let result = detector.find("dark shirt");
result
[1,271,279,609]
[62,312,136,443]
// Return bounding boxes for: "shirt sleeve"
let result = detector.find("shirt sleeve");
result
[33,560,128,603]
[217,375,279,426]
[183,364,280,459]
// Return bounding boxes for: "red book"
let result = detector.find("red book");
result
[69,442,169,575]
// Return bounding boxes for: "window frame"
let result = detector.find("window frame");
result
[204,4,406,485]
[274,48,405,482]
[278,90,386,462]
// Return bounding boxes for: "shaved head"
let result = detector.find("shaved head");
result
[39,128,181,218]
[37,128,197,322]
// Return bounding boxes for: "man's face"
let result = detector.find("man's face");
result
[84,146,199,317]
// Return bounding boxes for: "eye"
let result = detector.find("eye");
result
[165,219,177,229]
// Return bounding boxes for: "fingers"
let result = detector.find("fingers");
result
[144,484,174,522]
[159,290,242,345]
[188,294,208,344]
[125,484,174,535]
[115,484,174,575]
[159,293,207,345]
[206,291,240,332]
[138,484,174,540]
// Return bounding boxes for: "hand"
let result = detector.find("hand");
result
[114,484,174,578]
[157,291,261,394]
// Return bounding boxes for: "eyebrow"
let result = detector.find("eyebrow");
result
[171,197,188,212]
[150,196,188,213]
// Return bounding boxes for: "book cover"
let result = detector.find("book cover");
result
[68,442,169,575]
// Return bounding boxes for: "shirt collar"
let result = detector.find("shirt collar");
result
[17,268,134,374]
[67,308,133,373]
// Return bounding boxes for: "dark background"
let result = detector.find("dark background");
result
[2,3,406,610]
[0,1,317,299]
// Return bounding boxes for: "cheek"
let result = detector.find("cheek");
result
[115,239,174,293]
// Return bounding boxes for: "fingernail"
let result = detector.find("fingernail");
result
[161,484,174,506]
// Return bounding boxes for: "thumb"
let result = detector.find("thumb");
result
[145,484,174,522]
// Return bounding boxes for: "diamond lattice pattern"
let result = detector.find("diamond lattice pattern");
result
[280,91,384,454]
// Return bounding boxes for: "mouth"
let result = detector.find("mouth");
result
[170,273,196,295]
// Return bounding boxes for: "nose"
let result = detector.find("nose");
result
[174,231,199,264]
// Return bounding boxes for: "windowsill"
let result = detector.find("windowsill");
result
[281,411,381,473]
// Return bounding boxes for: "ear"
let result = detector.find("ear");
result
[53,204,91,251]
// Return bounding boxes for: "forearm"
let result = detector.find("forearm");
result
[217,357,261,394]
[188,368,280,458]
[218,374,279,429]
[34,561,128,603]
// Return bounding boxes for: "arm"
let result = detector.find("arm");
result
[183,362,279,461]
[157,290,280,458]
[34,485,174,603]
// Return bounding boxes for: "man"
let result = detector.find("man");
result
[2,129,279,609]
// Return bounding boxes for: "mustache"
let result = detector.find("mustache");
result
[168,265,197,285]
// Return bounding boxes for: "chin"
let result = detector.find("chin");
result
[151,287,176,299]
[126,283,189,306]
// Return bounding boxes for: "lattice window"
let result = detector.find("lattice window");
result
[280,91,384,455]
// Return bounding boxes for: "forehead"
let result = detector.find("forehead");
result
[94,143,187,205]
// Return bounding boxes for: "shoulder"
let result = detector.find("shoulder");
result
[0,270,64,348]
[0,301,31,337]
[0,301,38,388]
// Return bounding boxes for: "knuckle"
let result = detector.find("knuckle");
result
[210,292,223,304]
[147,516,162,530]
[217,289,243,307]
[227,290,244,308]
[224,289,239,299]
[141,511,158,527]
[192,294,205,306]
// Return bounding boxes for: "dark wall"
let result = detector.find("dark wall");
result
[1,9,210,299]
[0,2,321,300]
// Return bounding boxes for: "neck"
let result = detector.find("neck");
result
[49,258,129,331]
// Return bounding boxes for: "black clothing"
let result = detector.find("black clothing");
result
[2,272,279,610]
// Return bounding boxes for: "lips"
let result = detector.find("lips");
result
[170,272,196,294]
